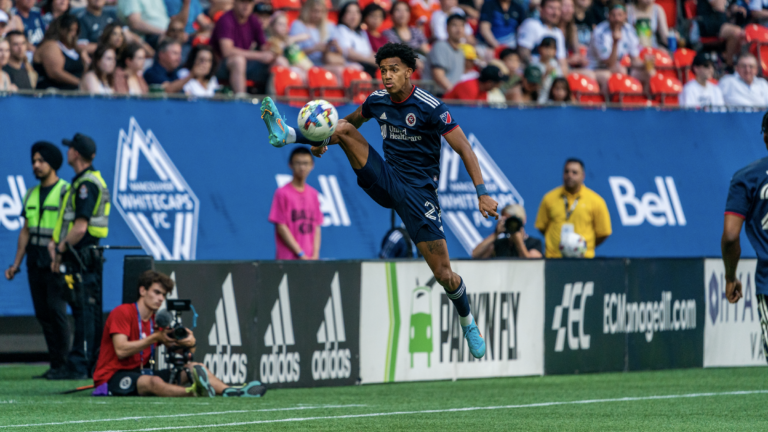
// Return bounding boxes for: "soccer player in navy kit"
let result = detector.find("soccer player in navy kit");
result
[721,112,768,363]
[260,43,498,358]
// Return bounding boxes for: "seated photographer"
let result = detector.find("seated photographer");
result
[92,270,266,398]
[471,204,544,259]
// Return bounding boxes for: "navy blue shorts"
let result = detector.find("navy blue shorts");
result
[356,146,445,244]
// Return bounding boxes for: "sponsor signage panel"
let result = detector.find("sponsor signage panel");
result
[360,261,544,384]
[625,259,704,370]
[545,260,626,375]
[703,259,766,367]
[255,261,361,388]
[154,261,257,385]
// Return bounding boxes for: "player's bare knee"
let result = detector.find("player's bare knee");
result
[433,266,454,289]
[336,119,354,136]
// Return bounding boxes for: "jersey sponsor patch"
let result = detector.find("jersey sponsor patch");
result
[440,112,452,124]
[406,113,416,127]
[79,184,88,199]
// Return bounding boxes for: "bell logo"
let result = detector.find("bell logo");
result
[203,274,248,384]
[609,176,686,227]
[260,274,301,384]
[0,175,26,231]
[312,272,352,381]
[275,174,350,227]
[113,118,200,260]
[552,282,593,352]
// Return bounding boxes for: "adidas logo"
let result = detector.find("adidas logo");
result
[380,112,387,120]
[312,272,352,381]
[203,274,248,384]
[260,274,300,384]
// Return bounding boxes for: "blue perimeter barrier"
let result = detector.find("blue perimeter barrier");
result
[0,95,763,316]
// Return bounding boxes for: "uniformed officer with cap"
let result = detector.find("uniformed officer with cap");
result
[5,142,71,380]
[51,133,111,379]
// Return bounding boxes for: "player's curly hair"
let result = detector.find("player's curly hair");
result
[375,42,418,71]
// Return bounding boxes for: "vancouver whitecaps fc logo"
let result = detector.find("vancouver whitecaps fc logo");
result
[261,275,300,384]
[439,134,522,254]
[113,118,199,260]
[312,272,352,381]
[203,274,248,384]
[406,113,417,127]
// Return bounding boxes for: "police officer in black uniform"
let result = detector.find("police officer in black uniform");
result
[5,143,71,379]
[51,134,111,379]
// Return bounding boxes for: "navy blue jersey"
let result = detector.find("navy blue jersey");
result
[726,155,768,294]
[361,86,459,188]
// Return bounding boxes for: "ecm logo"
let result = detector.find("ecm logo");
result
[552,282,593,352]
[609,177,686,227]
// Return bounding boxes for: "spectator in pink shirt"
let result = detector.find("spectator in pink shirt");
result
[268,147,323,260]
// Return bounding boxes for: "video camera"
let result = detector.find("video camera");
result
[156,299,197,384]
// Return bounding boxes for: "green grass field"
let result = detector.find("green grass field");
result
[1,364,767,431]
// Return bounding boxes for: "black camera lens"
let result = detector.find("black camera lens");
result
[172,326,188,340]
[505,215,523,233]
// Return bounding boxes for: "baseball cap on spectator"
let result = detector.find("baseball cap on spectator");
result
[524,65,542,84]
[446,13,466,25]
[538,36,556,49]
[460,44,477,61]
[693,51,714,67]
[479,65,507,83]
[0,10,9,24]
[62,133,97,160]
[31,141,63,170]
[499,47,518,60]
[254,2,273,14]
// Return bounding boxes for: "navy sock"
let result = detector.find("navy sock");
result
[294,128,331,146]
[446,278,473,325]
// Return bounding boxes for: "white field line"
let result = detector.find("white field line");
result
[0,404,366,429]
[96,390,768,432]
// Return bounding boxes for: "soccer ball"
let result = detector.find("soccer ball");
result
[560,232,587,258]
[297,99,338,141]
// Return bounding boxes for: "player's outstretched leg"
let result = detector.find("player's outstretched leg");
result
[417,240,486,359]
[260,97,289,147]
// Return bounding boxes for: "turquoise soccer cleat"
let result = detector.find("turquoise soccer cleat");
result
[462,318,486,359]
[261,96,289,148]
[223,381,267,398]
[191,365,215,397]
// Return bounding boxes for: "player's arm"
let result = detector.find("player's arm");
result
[721,213,744,303]
[443,126,499,219]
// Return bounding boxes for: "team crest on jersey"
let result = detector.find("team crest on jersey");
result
[406,113,416,127]
[79,185,88,199]
[440,112,452,124]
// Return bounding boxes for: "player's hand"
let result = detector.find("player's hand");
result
[311,145,328,158]
[479,195,499,220]
[5,266,19,280]
[725,278,743,304]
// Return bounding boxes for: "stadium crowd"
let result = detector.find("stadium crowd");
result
[1,0,768,105]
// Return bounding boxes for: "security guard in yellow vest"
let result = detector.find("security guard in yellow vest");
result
[52,134,110,379]
[5,142,71,380]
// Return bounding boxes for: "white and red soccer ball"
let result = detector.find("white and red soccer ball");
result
[559,232,587,258]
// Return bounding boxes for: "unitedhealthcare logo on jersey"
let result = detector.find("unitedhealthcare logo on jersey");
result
[312,272,352,381]
[113,118,200,260]
[275,175,350,227]
[609,176,686,227]
[261,274,300,384]
[203,273,248,384]
[439,134,523,254]
[0,175,26,231]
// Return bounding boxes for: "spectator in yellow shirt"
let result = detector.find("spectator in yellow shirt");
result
[535,159,612,258]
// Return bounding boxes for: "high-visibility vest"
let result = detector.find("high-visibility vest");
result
[22,179,69,247]
[53,169,111,243]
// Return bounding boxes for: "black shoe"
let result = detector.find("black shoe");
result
[47,369,88,380]
[33,368,53,379]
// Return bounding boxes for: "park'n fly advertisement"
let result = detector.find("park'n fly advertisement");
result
[359,261,545,384]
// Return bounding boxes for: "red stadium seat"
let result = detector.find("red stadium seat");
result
[284,9,300,27]
[273,0,301,9]
[640,47,676,81]
[657,0,677,31]
[567,73,604,104]
[620,55,631,68]
[745,24,768,75]
[272,66,309,107]
[327,10,338,24]
[343,68,374,103]
[608,73,648,104]
[674,47,696,83]
[308,67,346,104]
[650,73,683,106]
